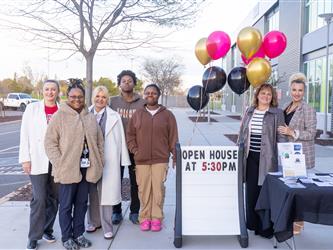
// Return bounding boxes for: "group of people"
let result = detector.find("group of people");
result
[238,72,317,238]
[19,69,316,249]
[19,70,179,250]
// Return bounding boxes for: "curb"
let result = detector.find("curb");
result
[0,119,21,125]
[0,183,30,205]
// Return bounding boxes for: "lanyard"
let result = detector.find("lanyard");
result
[82,137,89,159]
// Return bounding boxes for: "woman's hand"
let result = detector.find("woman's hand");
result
[278,125,294,137]
[22,162,32,175]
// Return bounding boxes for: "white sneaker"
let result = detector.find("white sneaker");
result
[85,224,101,233]
[104,232,113,240]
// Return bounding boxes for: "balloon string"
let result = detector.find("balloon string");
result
[187,112,200,146]
[203,66,213,94]
[202,66,212,120]
[188,64,213,145]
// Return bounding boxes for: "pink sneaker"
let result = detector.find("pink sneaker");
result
[151,219,161,232]
[140,219,151,231]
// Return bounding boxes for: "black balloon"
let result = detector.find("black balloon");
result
[227,67,250,95]
[187,85,209,111]
[202,66,227,93]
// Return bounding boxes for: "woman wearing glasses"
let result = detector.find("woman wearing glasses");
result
[127,84,178,232]
[45,79,104,250]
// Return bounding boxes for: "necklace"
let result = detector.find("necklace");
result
[286,103,299,114]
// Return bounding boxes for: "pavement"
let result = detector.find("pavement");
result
[1,107,333,249]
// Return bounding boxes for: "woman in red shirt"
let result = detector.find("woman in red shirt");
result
[19,80,60,250]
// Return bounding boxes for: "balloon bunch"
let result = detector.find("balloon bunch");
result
[189,31,231,111]
[194,31,231,66]
[187,66,227,112]
[237,27,287,88]
[188,28,287,112]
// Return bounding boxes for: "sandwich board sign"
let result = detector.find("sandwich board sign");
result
[174,144,248,248]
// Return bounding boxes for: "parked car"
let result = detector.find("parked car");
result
[0,93,38,111]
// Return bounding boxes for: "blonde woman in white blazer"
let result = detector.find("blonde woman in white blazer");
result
[86,86,130,239]
[19,80,60,250]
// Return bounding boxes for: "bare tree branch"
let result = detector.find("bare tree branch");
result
[142,56,184,105]
[0,0,203,105]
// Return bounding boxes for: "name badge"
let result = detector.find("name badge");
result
[80,158,90,168]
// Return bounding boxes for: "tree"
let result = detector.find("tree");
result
[142,57,184,105]
[0,79,14,96]
[16,76,34,94]
[0,77,34,94]
[134,79,144,94]
[93,77,119,96]
[2,0,203,105]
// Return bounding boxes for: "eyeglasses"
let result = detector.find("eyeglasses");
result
[68,95,84,100]
[144,92,158,96]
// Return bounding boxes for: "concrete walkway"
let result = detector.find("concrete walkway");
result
[1,108,333,249]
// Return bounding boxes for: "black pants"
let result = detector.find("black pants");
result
[246,151,273,237]
[58,168,89,242]
[113,153,140,214]
[29,163,58,241]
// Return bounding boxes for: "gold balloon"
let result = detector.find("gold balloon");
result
[237,27,262,59]
[195,38,212,66]
[246,58,272,88]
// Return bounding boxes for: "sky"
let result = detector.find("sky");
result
[0,0,258,89]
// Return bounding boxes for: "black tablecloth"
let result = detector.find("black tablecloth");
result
[255,174,333,242]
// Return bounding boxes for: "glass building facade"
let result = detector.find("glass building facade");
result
[304,55,333,112]
[304,0,333,113]
[305,0,333,33]
[267,7,279,31]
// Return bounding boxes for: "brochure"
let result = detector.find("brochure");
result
[281,154,307,178]
[285,182,306,188]
[277,142,303,170]
[313,181,333,187]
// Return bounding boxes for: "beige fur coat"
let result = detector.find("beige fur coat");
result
[44,102,104,184]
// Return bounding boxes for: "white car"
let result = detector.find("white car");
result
[0,93,38,111]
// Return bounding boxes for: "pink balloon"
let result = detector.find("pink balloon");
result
[206,31,231,60]
[241,43,265,65]
[263,31,287,59]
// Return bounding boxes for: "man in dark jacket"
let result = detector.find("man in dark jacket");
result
[109,70,145,225]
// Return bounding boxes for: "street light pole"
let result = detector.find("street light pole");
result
[319,13,333,139]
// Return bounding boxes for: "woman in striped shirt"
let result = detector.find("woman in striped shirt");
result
[238,83,286,238]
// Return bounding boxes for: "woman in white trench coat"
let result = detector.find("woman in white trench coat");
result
[86,86,131,239]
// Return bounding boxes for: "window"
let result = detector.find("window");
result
[266,7,279,32]
[19,93,32,99]
[221,57,227,71]
[231,45,238,67]
[268,65,279,86]
[304,54,333,112]
[305,0,333,33]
